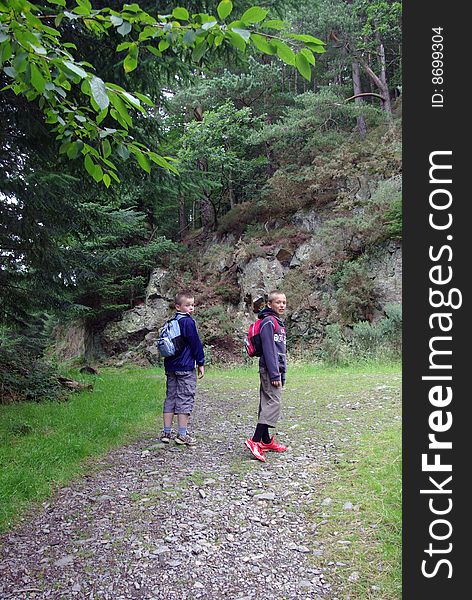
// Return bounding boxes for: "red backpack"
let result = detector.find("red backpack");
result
[245,316,279,357]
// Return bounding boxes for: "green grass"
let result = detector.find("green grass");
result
[0,368,165,533]
[315,423,402,599]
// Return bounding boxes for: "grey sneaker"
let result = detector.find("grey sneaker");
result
[175,433,196,446]
[159,430,175,444]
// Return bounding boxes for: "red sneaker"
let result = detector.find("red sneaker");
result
[258,437,287,452]
[245,438,266,462]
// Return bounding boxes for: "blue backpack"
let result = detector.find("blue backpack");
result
[157,314,185,357]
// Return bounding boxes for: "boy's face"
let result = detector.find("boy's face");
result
[268,293,286,316]
[176,297,195,315]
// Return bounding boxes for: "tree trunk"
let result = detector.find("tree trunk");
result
[228,171,234,209]
[376,30,392,114]
[193,105,216,231]
[178,192,187,240]
[352,61,367,137]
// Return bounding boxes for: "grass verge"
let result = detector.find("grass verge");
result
[0,368,164,533]
[315,423,402,599]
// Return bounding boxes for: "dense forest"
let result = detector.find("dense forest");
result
[1,0,402,401]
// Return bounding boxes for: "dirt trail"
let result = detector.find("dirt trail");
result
[0,370,401,600]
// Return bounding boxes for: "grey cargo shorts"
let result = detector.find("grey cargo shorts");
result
[257,367,283,427]
[164,370,197,415]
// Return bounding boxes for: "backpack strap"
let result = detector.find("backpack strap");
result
[262,315,279,332]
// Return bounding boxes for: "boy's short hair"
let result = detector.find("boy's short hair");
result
[175,291,194,306]
[267,290,286,302]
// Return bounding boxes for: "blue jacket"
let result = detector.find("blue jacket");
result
[258,307,287,381]
[164,313,205,372]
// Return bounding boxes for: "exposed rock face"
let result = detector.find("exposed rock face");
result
[146,267,173,302]
[365,241,402,307]
[237,256,286,312]
[53,321,101,362]
[289,239,327,268]
[291,208,324,233]
[101,270,172,357]
[53,321,88,361]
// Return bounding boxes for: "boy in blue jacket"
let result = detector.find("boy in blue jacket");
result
[245,290,288,462]
[159,291,205,446]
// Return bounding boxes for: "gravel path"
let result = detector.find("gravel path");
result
[0,371,400,600]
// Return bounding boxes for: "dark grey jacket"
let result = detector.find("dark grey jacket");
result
[258,308,287,382]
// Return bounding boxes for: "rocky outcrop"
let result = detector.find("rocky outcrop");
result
[365,241,402,308]
[54,174,402,365]
[101,268,174,361]
[237,256,286,312]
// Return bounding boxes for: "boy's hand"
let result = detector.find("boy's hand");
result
[271,379,281,387]
[198,365,205,379]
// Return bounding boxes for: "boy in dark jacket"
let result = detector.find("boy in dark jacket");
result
[159,291,205,446]
[245,290,288,462]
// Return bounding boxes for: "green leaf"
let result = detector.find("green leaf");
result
[102,138,112,158]
[110,93,132,128]
[183,29,196,46]
[116,41,132,52]
[217,0,233,19]
[138,26,157,41]
[226,31,246,51]
[62,60,88,79]
[260,19,285,30]
[96,107,108,124]
[134,150,151,173]
[300,47,315,66]
[250,33,276,55]
[172,7,189,20]
[134,92,154,107]
[103,173,111,188]
[192,40,207,62]
[201,20,217,30]
[122,91,141,109]
[158,39,170,51]
[305,43,326,54]
[287,33,325,45]
[116,144,130,160]
[108,170,121,183]
[110,15,123,27]
[84,154,95,176]
[66,140,82,159]
[30,62,45,93]
[117,21,132,36]
[92,164,104,183]
[146,45,162,57]
[90,76,109,110]
[123,44,139,73]
[232,28,250,43]
[295,52,311,81]
[273,40,295,65]
[240,6,268,24]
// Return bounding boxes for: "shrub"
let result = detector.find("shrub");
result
[214,284,240,305]
[334,261,376,324]
[318,323,349,365]
[196,305,235,343]
[318,304,402,364]
[347,303,402,361]
[0,329,64,404]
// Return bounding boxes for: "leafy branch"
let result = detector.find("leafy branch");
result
[0,0,325,184]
